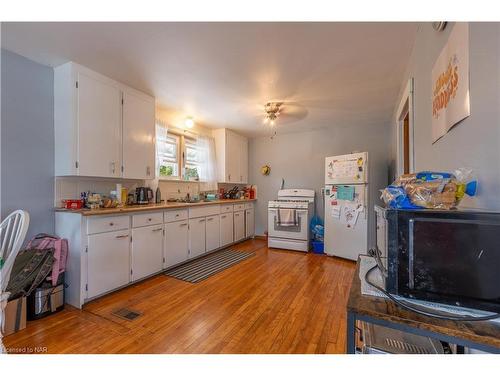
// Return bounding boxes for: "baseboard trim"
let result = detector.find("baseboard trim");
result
[254,235,267,241]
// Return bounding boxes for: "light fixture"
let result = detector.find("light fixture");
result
[432,22,447,31]
[264,102,282,127]
[184,116,195,128]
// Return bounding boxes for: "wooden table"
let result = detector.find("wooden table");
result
[346,258,500,354]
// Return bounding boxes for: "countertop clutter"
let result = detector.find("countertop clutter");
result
[55,198,257,216]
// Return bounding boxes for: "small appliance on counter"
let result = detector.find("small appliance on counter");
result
[136,187,153,205]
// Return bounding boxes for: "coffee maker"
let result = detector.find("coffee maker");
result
[135,187,153,205]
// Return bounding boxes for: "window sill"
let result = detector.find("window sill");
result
[158,177,208,183]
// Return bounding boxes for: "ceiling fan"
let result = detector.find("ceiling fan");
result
[256,100,308,138]
[261,100,308,124]
[263,101,283,126]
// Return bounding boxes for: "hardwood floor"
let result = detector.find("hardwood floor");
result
[4,239,355,354]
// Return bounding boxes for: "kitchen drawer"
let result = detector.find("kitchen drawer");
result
[189,205,220,219]
[220,204,234,213]
[233,203,245,211]
[164,209,188,223]
[132,211,163,228]
[244,202,254,209]
[87,215,130,235]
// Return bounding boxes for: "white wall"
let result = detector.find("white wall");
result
[391,23,500,210]
[249,123,391,246]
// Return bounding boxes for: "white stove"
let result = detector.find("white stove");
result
[267,189,315,252]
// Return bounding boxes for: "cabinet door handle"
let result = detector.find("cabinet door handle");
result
[109,222,114,226]
[180,223,188,227]
[115,234,129,239]
[207,218,214,221]
[175,214,180,217]
[228,174,231,181]
[199,219,205,223]
[146,166,151,176]
[221,215,226,219]
[110,162,116,175]
[152,228,162,232]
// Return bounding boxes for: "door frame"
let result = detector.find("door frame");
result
[396,78,415,176]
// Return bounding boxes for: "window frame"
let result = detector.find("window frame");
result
[183,136,203,181]
[156,126,181,180]
[156,126,206,182]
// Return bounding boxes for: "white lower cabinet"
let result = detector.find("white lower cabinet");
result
[87,229,130,299]
[164,220,189,268]
[205,214,220,252]
[234,210,245,242]
[189,217,206,258]
[220,213,234,247]
[131,224,163,281]
[245,208,255,238]
[58,201,257,308]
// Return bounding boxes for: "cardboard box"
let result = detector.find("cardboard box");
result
[3,297,27,336]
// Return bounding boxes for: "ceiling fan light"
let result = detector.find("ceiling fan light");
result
[184,117,194,128]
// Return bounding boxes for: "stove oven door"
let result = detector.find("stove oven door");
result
[268,208,308,240]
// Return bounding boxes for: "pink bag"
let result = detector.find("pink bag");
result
[26,234,68,286]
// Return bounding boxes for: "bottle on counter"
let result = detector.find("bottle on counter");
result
[155,186,162,204]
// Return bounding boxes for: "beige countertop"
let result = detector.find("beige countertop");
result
[55,199,257,216]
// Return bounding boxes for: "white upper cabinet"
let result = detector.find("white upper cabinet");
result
[213,128,249,184]
[122,91,156,179]
[239,135,248,184]
[54,62,155,178]
[77,72,122,177]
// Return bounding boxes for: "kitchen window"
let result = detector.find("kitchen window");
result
[156,125,180,178]
[184,136,203,180]
[156,124,215,184]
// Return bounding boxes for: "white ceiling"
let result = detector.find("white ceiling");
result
[1,22,418,137]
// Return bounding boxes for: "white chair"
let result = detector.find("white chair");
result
[0,210,30,354]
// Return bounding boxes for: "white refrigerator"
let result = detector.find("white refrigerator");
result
[324,152,369,260]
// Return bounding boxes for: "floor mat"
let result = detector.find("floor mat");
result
[165,248,254,283]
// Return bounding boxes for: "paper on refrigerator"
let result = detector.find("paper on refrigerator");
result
[337,185,355,201]
[331,205,341,219]
[341,202,364,228]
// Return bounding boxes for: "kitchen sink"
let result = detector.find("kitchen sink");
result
[168,199,213,204]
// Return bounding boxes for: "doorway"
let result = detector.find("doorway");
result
[397,78,414,176]
[403,112,410,174]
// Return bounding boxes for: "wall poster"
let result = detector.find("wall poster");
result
[431,22,470,143]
